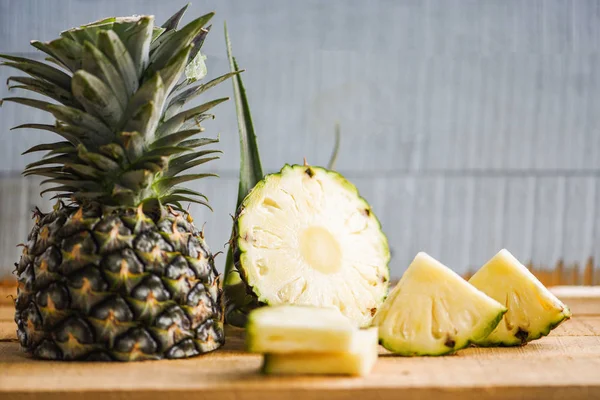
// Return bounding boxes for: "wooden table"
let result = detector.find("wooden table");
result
[1,287,599,400]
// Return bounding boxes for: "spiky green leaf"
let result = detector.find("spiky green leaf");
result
[224,25,263,205]
[41,178,102,190]
[328,122,341,170]
[48,105,113,146]
[124,73,165,141]
[99,143,126,161]
[82,41,128,109]
[31,38,83,72]
[160,194,211,210]
[11,123,81,145]
[152,27,166,42]
[166,71,240,120]
[144,146,192,158]
[62,19,115,45]
[162,4,189,31]
[22,141,73,155]
[7,76,79,108]
[179,114,214,131]
[169,149,221,167]
[113,16,154,78]
[120,170,153,191]
[150,30,175,54]
[25,155,71,170]
[40,185,80,196]
[189,25,211,62]
[158,45,192,95]
[154,173,217,193]
[117,130,145,161]
[72,70,124,127]
[224,23,265,323]
[3,98,112,145]
[97,30,138,96]
[77,145,120,172]
[22,166,65,178]
[0,54,71,90]
[168,187,208,201]
[149,12,214,73]
[157,97,228,137]
[150,129,202,149]
[64,163,101,179]
[179,136,219,148]
[164,156,219,177]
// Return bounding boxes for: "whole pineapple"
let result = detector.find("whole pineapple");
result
[0,6,237,361]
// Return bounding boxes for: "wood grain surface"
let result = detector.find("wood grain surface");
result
[0,287,599,400]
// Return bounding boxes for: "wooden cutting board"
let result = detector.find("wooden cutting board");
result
[0,287,599,400]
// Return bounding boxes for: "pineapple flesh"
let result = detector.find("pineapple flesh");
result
[375,252,507,356]
[262,328,379,376]
[469,249,571,346]
[233,164,390,327]
[246,305,357,354]
[2,6,236,361]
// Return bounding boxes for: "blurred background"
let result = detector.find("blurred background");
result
[0,0,598,282]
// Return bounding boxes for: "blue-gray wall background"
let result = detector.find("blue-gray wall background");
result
[0,0,599,278]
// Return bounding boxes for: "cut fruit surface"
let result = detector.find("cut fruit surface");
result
[262,328,379,376]
[375,252,506,356]
[246,305,356,353]
[469,249,571,346]
[234,164,390,327]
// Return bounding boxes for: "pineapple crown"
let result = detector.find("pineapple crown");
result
[0,5,239,212]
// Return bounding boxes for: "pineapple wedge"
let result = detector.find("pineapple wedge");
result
[375,252,507,356]
[469,249,571,346]
[262,328,379,376]
[246,305,356,353]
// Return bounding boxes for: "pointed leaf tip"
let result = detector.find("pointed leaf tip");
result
[223,21,264,301]
[161,3,191,31]
[224,22,263,204]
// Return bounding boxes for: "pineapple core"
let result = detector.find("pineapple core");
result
[299,226,342,274]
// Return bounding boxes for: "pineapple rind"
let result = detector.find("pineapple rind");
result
[376,252,506,356]
[14,203,224,361]
[234,164,390,328]
[469,249,571,347]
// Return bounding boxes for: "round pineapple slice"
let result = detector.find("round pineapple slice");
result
[234,164,390,327]
[469,249,571,346]
[375,252,506,356]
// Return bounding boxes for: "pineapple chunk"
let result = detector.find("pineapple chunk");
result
[262,328,378,376]
[469,249,571,346]
[375,252,506,356]
[246,305,356,353]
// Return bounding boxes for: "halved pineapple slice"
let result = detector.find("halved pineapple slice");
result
[375,252,506,356]
[246,305,356,353]
[235,164,390,327]
[469,249,571,346]
[262,328,379,376]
